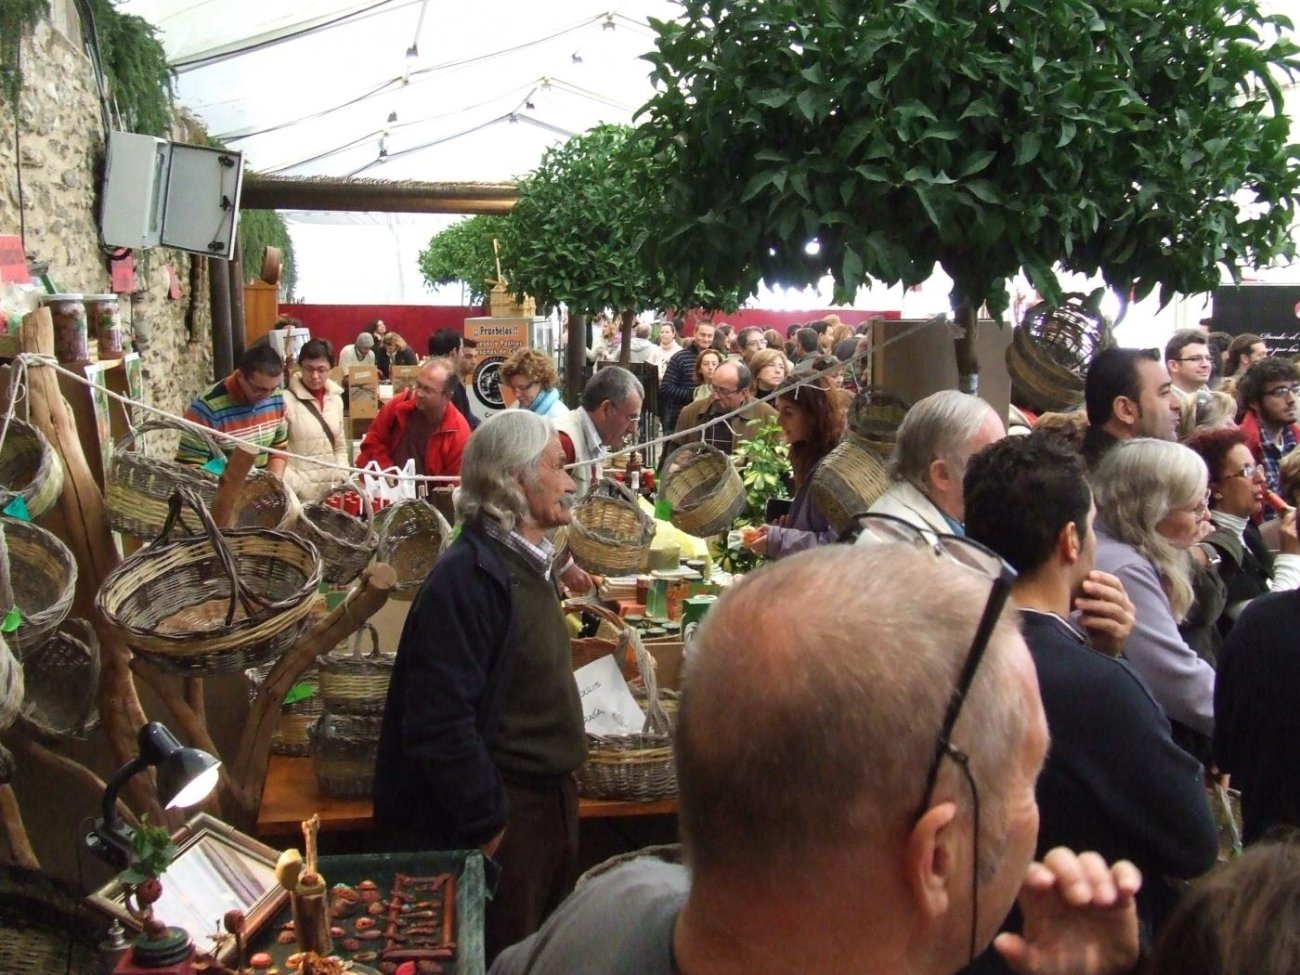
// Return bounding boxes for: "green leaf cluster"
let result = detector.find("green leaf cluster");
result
[119,819,178,884]
[640,0,1300,317]
[0,0,48,104]
[87,0,174,137]
[417,215,512,305]
[716,419,791,574]
[238,207,298,301]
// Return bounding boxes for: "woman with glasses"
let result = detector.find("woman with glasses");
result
[499,348,569,419]
[1092,439,1220,742]
[1185,426,1300,638]
[692,348,724,401]
[283,338,348,502]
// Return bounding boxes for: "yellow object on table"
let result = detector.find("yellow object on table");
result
[641,498,710,561]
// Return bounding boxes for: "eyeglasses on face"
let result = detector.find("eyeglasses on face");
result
[1265,384,1300,399]
[1177,355,1213,364]
[709,384,740,397]
[1224,462,1261,480]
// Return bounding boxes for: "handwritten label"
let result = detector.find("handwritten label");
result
[573,654,644,735]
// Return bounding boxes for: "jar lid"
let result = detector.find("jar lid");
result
[644,627,668,638]
[40,293,84,301]
[83,293,118,301]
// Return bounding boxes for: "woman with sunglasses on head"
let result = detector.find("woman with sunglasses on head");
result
[499,347,569,420]
[742,377,845,559]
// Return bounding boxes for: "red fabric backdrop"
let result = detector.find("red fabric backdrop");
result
[680,309,901,334]
[280,303,485,358]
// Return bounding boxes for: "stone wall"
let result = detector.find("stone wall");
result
[0,16,215,450]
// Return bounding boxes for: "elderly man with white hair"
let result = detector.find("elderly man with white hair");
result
[867,390,1005,534]
[374,410,587,966]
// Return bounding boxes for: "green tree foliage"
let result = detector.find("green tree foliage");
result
[238,208,298,300]
[88,0,174,137]
[640,0,1300,319]
[0,0,48,104]
[715,419,790,575]
[505,123,746,316]
[417,215,512,305]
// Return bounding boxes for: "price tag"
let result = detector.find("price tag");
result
[2,496,31,521]
[1,609,21,634]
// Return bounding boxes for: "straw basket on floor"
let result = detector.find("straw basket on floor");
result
[245,662,321,757]
[317,624,394,715]
[0,517,76,662]
[847,387,910,458]
[1007,294,1110,413]
[660,442,746,537]
[809,436,892,535]
[310,709,383,799]
[569,478,656,576]
[16,619,99,741]
[375,498,453,599]
[296,484,378,587]
[0,418,64,519]
[568,603,675,801]
[97,488,321,676]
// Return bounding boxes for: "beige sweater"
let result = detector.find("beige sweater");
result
[283,373,348,502]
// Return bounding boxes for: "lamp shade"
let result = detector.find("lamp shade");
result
[158,749,221,809]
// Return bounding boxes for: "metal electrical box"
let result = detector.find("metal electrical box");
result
[100,131,244,258]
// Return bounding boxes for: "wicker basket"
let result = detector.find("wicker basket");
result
[310,709,383,798]
[660,442,746,537]
[0,516,77,662]
[847,387,911,458]
[569,478,656,576]
[106,418,223,539]
[809,436,892,534]
[232,469,299,532]
[567,600,648,683]
[296,484,378,587]
[317,624,393,715]
[0,418,64,519]
[245,663,322,757]
[0,631,21,733]
[375,498,453,599]
[16,618,98,741]
[1007,294,1109,413]
[97,488,322,676]
[568,602,675,801]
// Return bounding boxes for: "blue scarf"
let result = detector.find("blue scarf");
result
[528,386,560,416]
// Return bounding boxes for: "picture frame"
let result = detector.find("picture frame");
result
[86,813,288,963]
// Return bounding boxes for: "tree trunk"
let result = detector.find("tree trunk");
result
[618,309,635,368]
[565,312,587,406]
[211,255,234,377]
[952,301,979,395]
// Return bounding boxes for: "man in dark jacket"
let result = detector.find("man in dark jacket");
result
[658,321,714,431]
[428,328,482,429]
[374,409,586,964]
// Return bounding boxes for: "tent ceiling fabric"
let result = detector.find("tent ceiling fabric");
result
[117,0,681,183]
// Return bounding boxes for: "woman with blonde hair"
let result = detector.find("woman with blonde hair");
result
[749,348,788,398]
[500,347,569,419]
[1093,439,1219,738]
[1177,388,1238,440]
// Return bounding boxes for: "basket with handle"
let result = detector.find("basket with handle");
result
[245,662,321,757]
[565,599,676,801]
[660,442,746,537]
[97,488,322,676]
[567,599,648,683]
[0,630,22,734]
[106,418,223,538]
[809,435,891,535]
[569,478,656,577]
[1007,293,1109,413]
[847,386,911,458]
[0,418,64,520]
[0,516,77,662]
[374,498,454,599]
[16,618,99,741]
[317,623,393,715]
[296,483,379,587]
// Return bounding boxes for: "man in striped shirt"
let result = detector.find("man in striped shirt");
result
[176,345,289,476]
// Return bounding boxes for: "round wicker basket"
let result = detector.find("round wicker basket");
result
[296,484,379,587]
[1007,294,1110,413]
[310,709,383,799]
[106,418,223,539]
[0,418,64,519]
[374,498,453,599]
[0,516,77,662]
[847,387,911,458]
[660,442,746,537]
[97,488,322,676]
[0,631,22,733]
[569,478,656,576]
[809,436,891,535]
[246,662,321,757]
[317,623,394,715]
[17,618,99,741]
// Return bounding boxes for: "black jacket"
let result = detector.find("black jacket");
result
[373,525,519,849]
[658,347,699,431]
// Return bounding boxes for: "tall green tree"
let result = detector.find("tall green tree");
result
[640,0,1300,388]
[417,214,513,305]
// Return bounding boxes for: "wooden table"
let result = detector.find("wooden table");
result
[256,755,677,837]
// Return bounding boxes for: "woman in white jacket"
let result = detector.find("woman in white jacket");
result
[283,338,348,502]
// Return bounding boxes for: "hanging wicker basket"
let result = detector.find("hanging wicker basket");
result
[97,488,322,676]
[17,618,98,742]
[660,442,746,538]
[0,418,65,519]
[317,623,394,715]
[374,498,453,599]
[1006,294,1110,413]
[809,436,892,535]
[847,387,911,458]
[569,478,656,576]
[565,600,675,801]
[0,517,77,662]
[296,483,378,587]
[0,631,22,734]
[245,663,321,757]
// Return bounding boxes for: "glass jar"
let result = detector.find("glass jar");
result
[40,294,87,363]
[85,293,124,359]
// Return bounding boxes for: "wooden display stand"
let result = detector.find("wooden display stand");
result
[869,316,1012,422]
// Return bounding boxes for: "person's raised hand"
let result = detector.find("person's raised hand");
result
[1073,572,1135,658]
[741,524,769,556]
[560,560,596,595]
[993,848,1141,975]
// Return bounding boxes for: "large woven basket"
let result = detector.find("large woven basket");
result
[847,387,910,458]
[246,662,321,757]
[375,498,453,599]
[0,516,77,662]
[310,709,383,799]
[0,630,22,733]
[1007,294,1109,413]
[0,418,64,519]
[16,618,98,741]
[296,484,378,587]
[567,601,675,801]
[660,442,745,537]
[569,478,656,576]
[317,624,393,715]
[97,488,322,676]
[809,436,891,534]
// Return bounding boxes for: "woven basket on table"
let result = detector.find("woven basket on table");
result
[1007,294,1110,413]
[0,631,22,734]
[296,483,378,587]
[566,600,675,802]
[16,618,98,741]
[375,498,453,599]
[0,418,64,519]
[660,442,745,537]
[310,709,383,798]
[809,435,892,535]
[245,662,321,757]
[847,387,911,459]
[97,488,321,676]
[569,478,656,576]
[0,516,76,662]
[317,623,393,715]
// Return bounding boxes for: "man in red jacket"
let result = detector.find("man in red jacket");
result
[357,357,472,479]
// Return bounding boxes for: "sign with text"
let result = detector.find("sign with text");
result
[573,654,644,736]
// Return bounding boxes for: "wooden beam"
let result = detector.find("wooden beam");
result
[240,176,518,214]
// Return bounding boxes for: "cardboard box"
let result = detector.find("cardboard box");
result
[347,364,379,418]
[390,364,421,395]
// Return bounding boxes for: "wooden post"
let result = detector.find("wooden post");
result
[228,243,247,361]
[211,256,234,378]
[0,784,38,869]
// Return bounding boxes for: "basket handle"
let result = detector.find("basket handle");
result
[661,440,728,482]
[0,521,13,615]
[562,599,669,735]
[349,622,381,660]
[313,482,380,547]
[116,416,225,464]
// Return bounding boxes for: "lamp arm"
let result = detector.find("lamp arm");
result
[102,755,150,835]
